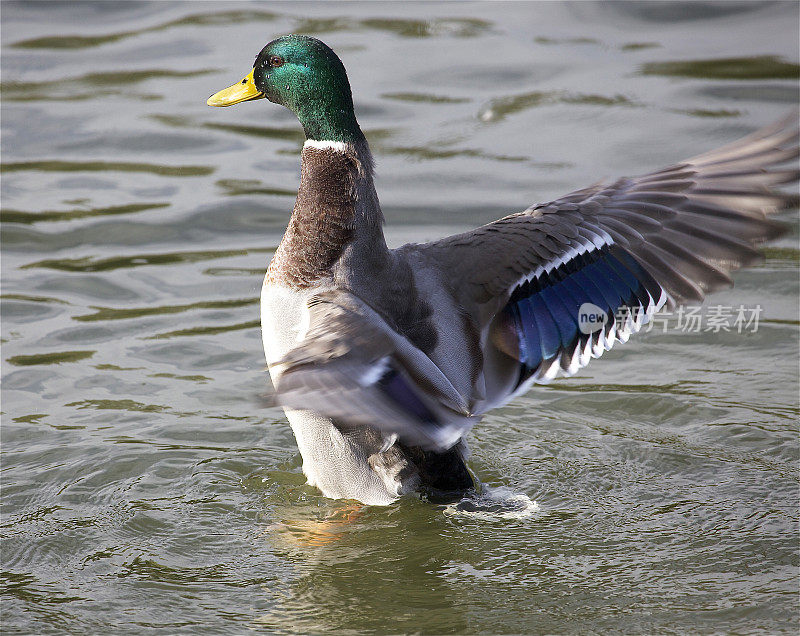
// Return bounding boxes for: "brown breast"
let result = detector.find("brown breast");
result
[266,145,361,288]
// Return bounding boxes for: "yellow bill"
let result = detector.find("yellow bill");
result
[207,69,264,107]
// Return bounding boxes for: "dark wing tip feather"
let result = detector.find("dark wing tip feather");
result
[605,112,798,304]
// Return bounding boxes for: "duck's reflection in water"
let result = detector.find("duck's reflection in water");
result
[255,496,476,634]
[265,501,365,547]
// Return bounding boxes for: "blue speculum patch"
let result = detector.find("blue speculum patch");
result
[505,243,662,385]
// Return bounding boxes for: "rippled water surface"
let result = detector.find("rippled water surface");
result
[2,1,799,633]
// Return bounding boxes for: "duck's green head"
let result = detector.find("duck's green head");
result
[207,35,361,144]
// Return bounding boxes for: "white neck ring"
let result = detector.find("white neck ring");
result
[304,139,348,152]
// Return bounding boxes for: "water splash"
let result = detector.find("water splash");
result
[444,486,540,520]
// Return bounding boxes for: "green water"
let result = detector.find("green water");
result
[2,1,798,634]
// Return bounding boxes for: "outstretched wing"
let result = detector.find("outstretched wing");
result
[420,114,798,393]
[271,291,477,450]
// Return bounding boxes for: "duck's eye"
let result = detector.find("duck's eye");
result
[268,56,285,68]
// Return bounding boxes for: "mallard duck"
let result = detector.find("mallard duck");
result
[208,35,798,506]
